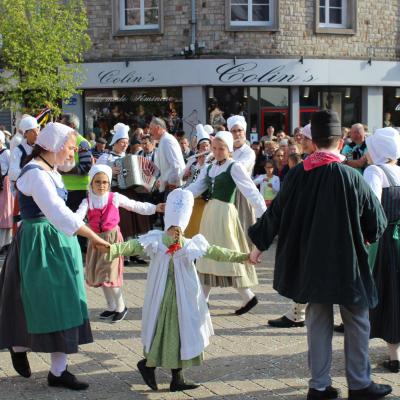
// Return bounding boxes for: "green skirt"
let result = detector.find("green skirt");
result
[145,261,203,369]
[19,218,88,334]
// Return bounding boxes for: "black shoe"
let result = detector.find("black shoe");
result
[268,315,305,328]
[137,359,158,391]
[130,256,147,265]
[47,369,89,390]
[99,310,116,319]
[383,359,399,373]
[9,348,31,378]
[348,382,392,399]
[124,259,130,266]
[307,385,340,399]
[235,296,258,316]
[170,368,200,392]
[333,323,344,333]
[111,307,128,323]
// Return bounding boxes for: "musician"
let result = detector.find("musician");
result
[150,117,185,197]
[97,123,153,265]
[183,124,212,238]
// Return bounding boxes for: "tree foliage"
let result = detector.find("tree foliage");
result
[0,0,91,115]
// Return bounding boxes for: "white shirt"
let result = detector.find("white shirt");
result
[16,160,84,236]
[154,132,185,191]
[76,192,156,219]
[9,139,33,182]
[253,174,280,197]
[233,143,256,175]
[10,132,24,152]
[363,164,400,201]
[0,148,10,176]
[186,159,266,218]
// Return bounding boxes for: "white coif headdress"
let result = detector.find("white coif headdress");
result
[19,115,39,133]
[366,127,400,165]
[36,122,74,153]
[196,124,211,145]
[302,123,312,140]
[164,189,194,233]
[110,123,130,146]
[215,131,234,152]
[89,164,112,185]
[227,115,247,132]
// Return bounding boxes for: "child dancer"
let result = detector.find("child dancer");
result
[76,164,164,323]
[98,189,253,391]
[253,159,280,207]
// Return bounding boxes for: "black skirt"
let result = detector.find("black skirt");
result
[0,230,93,354]
[370,224,400,343]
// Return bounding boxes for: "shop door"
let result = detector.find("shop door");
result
[261,108,289,135]
[300,107,320,127]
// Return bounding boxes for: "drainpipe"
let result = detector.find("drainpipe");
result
[190,0,197,53]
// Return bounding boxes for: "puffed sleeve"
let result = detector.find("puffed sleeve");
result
[75,198,89,220]
[9,147,23,182]
[17,169,84,236]
[231,163,266,218]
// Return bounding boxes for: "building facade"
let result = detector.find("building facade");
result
[62,0,400,141]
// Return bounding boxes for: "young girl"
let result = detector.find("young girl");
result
[76,164,164,323]
[253,159,280,207]
[288,153,303,169]
[98,189,253,392]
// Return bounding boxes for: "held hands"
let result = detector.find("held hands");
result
[97,245,111,254]
[249,248,262,264]
[156,203,166,213]
[92,235,110,252]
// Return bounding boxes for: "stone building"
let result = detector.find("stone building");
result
[61,0,400,139]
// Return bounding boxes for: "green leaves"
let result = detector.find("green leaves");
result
[0,0,91,115]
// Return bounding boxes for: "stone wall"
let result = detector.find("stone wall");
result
[84,0,400,61]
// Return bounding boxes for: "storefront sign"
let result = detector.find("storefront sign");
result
[79,59,400,88]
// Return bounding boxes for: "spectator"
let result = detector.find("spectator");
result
[273,149,289,182]
[141,135,157,162]
[179,137,195,163]
[276,130,286,142]
[253,159,280,207]
[260,125,276,142]
[342,123,368,173]
[288,153,302,169]
[91,137,107,161]
[129,138,143,155]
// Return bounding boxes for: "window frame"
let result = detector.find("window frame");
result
[315,0,357,35]
[112,0,163,36]
[225,0,279,32]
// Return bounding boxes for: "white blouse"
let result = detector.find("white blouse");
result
[76,192,156,219]
[16,160,84,236]
[0,148,10,176]
[186,159,266,218]
[363,164,400,201]
[233,144,256,175]
[9,140,33,182]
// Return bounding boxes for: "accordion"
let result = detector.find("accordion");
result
[115,155,159,193]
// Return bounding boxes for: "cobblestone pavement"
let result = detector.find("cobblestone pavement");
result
[0,243,399,400]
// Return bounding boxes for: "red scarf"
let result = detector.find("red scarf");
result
[166,242,182,255]
[303,151,344,171]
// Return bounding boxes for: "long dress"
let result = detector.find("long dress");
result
[108,231,248,369]
[0,148,13,250]
[0,162,92,353]
[366,164,400,343]
[97,151,151,238]
[187,160,266,288]
[76,191,156,287]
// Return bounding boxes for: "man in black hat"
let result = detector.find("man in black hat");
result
[91,137,108,161]
[248,110,391,400]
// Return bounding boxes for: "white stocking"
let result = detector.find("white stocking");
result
[111,287,126,312]
[236,288,255,307]
[202,285,212,302]
[50,352,67,377]
[102,287,116,311]
[387,342,400,361]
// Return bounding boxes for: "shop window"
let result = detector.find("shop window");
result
[315,0,356,34]
[299,86,361,128]
[113,0,163,36]
[84,88,182,140]
[383,88,400,128]
[226,0,279,31]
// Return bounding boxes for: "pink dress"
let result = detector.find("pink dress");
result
[85,192,124,287]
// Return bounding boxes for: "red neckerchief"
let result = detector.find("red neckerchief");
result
[166,242,182,255]
[303,151,345,171]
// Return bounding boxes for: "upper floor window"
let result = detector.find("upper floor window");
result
[120,0,159,30]
[227,0,278,31]
[315,0,356,34]
[319,0,346,28]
